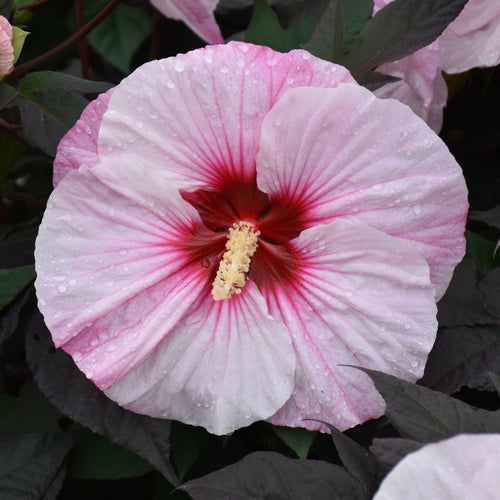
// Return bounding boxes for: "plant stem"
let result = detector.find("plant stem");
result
[9,0,122,81]
[17,0,53,11]
[76,0,90,80]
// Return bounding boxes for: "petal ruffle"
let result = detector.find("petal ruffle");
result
[373,434,500,499]
[105,282,296,435]
[439,0,500,73]
[35,160,214,390]
[264,220,437,431]
[53,90,112,187]
[257,84,468,299]
[374,41,447,133]
[150,0,223,45]
[95,41,355,192]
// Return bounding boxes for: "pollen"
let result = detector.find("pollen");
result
[212,221,260,301]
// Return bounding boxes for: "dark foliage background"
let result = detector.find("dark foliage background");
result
[0,0,499,498]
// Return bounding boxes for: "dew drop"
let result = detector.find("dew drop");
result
[371,183,384,191]
[119,249,128,256]
[412,204,423,215]
[69,279,77,286]
[58,285,67,293]
[274,117,282,126]
[404,322,412,330]
[166,81,175,89]
[52,275,67,282]
[174,59,185,72]
[410,360,420,368]
[220,65,229,74]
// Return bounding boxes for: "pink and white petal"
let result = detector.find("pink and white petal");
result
[0,15,14,78]
[374,41,447,133]
[53,90,112,187]
[264,220,437,431]
[150,0,223,44]
[105,282,296,435]
[257,85,468,299]
[373,434,500,500]
[35,161,214,390]
[96,41,355,192]
[440,0,500,73]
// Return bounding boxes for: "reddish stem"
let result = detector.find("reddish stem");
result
[76,0,90,80]
[16,0,52,11]
[9,0,122,81]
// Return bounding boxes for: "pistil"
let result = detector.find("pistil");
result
[212,221,260,300]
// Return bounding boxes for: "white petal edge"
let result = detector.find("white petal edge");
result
[105,282,296,435]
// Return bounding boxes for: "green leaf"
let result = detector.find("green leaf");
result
[0,0,13,17]
[359,369,500,441]
[0,132,25,185]
[272,425,316,460]
[0,380,63,435]
[437,257,496,328]
[0,265,35,311]
[246,0,328,53]
[319,422,379,491]
[181,451,370,500]
[6,72,112,155]
[302,0,345,61]
[466,230,500,277]
[87,3,152,73]
[0,81,17,109]
[0,432,78,500]
[339,0,468,77]
[421,325,500,393]
[66,431,152,480]
[170,423,209,481]
[342,0,373,49]
[0,222,38,268]
[0,285,30,344]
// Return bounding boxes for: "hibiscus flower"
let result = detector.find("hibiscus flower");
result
[439,0,500,74]
[150,0,223,44]
[0,15,14,79]
[372,0,500,131]
[373,434,500,499]
[371,0,447,132]
[36,42,468,435]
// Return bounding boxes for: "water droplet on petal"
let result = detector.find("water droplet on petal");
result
[412,204,423,215]
[174,59,185,72]
[58,285,67,293]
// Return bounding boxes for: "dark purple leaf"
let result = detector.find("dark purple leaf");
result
[23,304,178,485]
[181,451,369,500]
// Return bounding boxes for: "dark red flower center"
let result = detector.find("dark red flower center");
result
[181,176,306,292]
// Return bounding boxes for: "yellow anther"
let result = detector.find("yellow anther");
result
[212,221,260,301]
